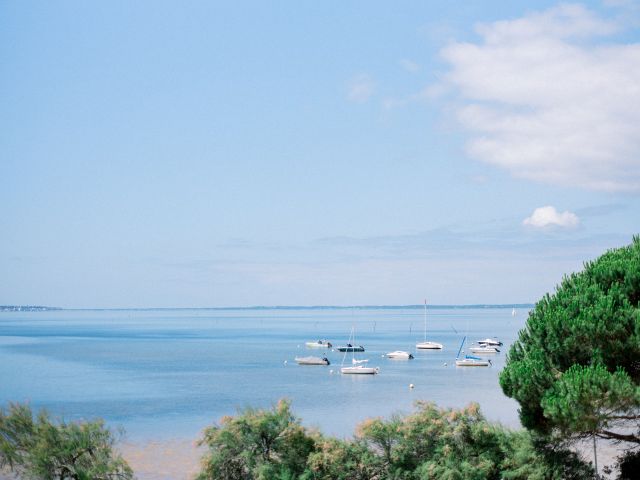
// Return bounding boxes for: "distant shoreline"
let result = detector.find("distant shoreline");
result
[0,305,62,312]
[1,304,534,312]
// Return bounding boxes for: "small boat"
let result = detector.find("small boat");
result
[455,336,491,367]
[341,365,380,374]
[305,340,332,348]
[385,350,414,359]
[340,327,378,375]
[455,356,491,367]
[477,338,503,346]
[416,300,443,350]
[336,343,365,352]
[511,308,516,317]
[469,345,500,354]
[295,356,330,365]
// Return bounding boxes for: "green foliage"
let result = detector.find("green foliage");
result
[0,402,133,480]
[302,437,383,480]
[500,236,640,444]
[197,400,594,480]
[196,399,316,480]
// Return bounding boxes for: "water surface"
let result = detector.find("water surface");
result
[0,307,526,441]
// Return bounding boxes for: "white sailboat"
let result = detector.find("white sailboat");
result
[416,299,443,350]
[511,308,516,317]
[341,326,379,375]
[455,336,491,367]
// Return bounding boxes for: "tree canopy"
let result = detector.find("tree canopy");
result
[500,236,640,446]
[0,403,133,480]
[196,399,593,480]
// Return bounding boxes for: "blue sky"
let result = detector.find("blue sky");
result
[1,1,638,307]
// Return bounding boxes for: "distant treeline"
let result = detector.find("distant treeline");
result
[58,303,535,312]
[0,305,61,312]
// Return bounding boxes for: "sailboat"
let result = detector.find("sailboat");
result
[511,308,516,317]
[416,299,443,350]
[340,326,379,375]
[455,336,490,367]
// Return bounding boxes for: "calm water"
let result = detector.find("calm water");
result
[0,307,527,441]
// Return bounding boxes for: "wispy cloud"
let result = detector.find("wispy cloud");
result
[523,206,580,229]
[347,74,375,103]
[399,58,420,73]
[437,3,640,192]
[574,203,627,218]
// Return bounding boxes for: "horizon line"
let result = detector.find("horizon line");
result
[1,303,535,312]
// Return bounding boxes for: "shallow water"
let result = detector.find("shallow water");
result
[0,307,526,441]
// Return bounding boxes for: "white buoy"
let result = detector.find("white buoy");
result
[283,360,287,365]
[409,383,415,389]
[329,369,334,374]
[443,362,448,367]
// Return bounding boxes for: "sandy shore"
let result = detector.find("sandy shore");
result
[117,436,624,480]
[118,439,203,480]
[1,436,626,480]
[0,439,203,480]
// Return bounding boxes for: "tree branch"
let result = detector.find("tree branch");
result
[596,429,640,443]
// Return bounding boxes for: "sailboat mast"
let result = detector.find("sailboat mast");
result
[456,336,466,359]
[423,299,427,342]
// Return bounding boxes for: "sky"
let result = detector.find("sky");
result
[1,1,639,308]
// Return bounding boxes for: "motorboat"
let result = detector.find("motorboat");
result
[336,344,365,352]
[477,338,503,346]
[305,340,332,348]
[416,300,443,350]
[295,356,330,365]
[385,350,414,359]
[469,345,500,354]
[341,365,379,374]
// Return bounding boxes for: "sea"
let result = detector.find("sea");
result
[0,307,529,442]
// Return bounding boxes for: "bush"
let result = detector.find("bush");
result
[197,400,594,480]
[0,402,133,480]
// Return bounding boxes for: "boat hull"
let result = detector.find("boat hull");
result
[337,346,365,352]
[295,356,330,365]
[385,351,414,359]
[341,366,379,374]
[416,342,443,350]
[305,341,332,348]
[469,347,499,354]
[455,359,490,367]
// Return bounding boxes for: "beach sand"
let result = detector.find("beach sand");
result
[117,436,624,480]
[0,436,627,479]
[118,439,203,480]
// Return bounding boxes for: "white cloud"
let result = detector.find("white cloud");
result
[523,206,580,228]
[439,3,640,192]
[347,74,375,103]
